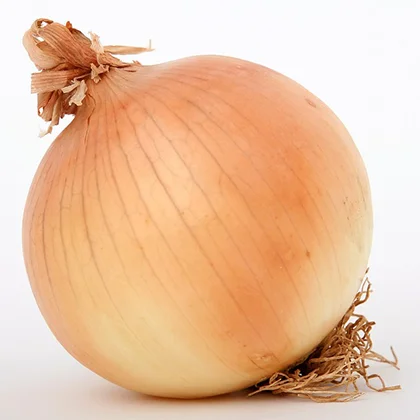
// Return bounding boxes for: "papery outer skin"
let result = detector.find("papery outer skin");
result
[23,55,373,398]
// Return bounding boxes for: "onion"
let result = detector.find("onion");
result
[22,19,374,399]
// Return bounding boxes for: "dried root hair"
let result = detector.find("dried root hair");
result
[249,272,401,402]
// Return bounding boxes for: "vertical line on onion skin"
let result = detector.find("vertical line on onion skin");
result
[104,78,266,377]
[24,144,61,315]
[40,152,62,314]
[63,124,98,306]
[24,145,56,288]
[56,137,79,302]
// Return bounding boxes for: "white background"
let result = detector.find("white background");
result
[1,0,419,419]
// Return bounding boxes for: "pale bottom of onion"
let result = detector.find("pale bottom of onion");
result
[76,273,400,401]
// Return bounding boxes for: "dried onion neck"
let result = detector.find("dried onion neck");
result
[23,18,152,135]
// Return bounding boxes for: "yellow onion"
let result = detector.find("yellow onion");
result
[22,19,373,399]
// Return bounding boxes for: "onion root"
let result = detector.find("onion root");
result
[249,270,401,402]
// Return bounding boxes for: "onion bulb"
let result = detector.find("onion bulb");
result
[22,19,373,399]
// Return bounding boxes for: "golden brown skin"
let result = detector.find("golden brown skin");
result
[23,55,373,398]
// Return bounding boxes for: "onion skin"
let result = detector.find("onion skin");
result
[23,55,373,398]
